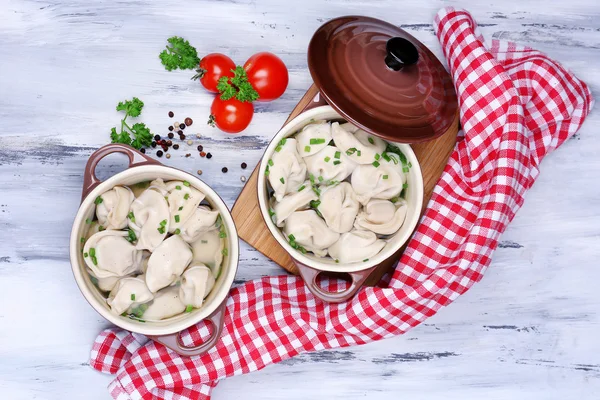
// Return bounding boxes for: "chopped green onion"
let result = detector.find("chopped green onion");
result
[174,215,180,223]
[288,234,296,241]
[219,231,227,238]
[178,206,183,211]
[157,227,165,234]
[160,219,167,226]
[403,183,408,189]
[325,180,340,187]
[318,176,324,182]
[346,148,357,156]
[309,138,326,145]
[357,150,361,157]
[279,177,285,184]
[222,248,228,256]
[310,200,321,209]
[80,237,85,243]
[334,151,341,159]
[175,185,182,190]
[126,229,137,243]
[268,159,274,167]
[91,256,98,266]
[83,252,88,258]
[94,196,103,205]
[268,209,275,217]
[279,138,287,146]
[374,153,381,160]
[333,160,341,165]
[201,240,208,244]
[183,181,190,187]
[127,212,135,223]
[382,175,389,180]
[174,228,181,235]
[304,145,311,152]
[335,259,340,263]
[368,137,375,144]
[264,169,270,177]
[131,293,135,301]
[382,152,391,162]
[89,248,96,257]
[98,225,105,232]
[363,258,369,262]
[408,162,413,168]
[275,145,282,152]
[85,218,92,224]
[403,166,410,173]
[312,186,321,196]
[372,161,380,168]
[324,156,331,162]
[298,185,306,192]
[165,196,169,201]
[309,174,316,184]
[184,193,190,200]
[185,305,193,313]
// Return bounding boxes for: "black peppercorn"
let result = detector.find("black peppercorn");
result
[180,133,186,140]
[156,150,164,157]
[173,144,179,150]
[185,118,193,126]
[166,140,173,146]
[206,152,212,159]
[168,126,174,131]
[154,134,161,141]
[168,111,174,118]
[179,123,185,130]
[222,167,228,173]
[151,141,157,148]
[177,130,183,135]
[140,148,146,154]
[168,132,174,139]
[241,162,247,169]
[197,145,203,152]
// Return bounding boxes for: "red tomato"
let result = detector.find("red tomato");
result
[194,53,236,93]
[244,52,288,102]
[210,97,254,133]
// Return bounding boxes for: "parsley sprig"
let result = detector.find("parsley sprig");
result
[109,97,154,150]
[216,66,259,103]
[159,37,200,71]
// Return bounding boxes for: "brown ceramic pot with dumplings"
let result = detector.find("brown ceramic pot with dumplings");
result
[257,16,458,303]
[69,144,239,356]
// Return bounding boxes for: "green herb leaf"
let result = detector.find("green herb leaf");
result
[130,293,136,301]
[324,156,331,162]
[174,228,181,235]
[217,76,237,100]
[382,175,389,179]
[89,248,96,257]
[184,193,190,200]
[83,252,88,258]
[279,177,285,184]
[334,151,341,159]
[333,160,341,165]
[116,97,144,118]
[298,185,306,192]
[183,181,190,187]
[94,196,103,205]
[372,161,380,168]
[159,36,200,71]
[217,66,259,102]
[368,137,375,144]
[268,159,274,167]
[309,138,326,145]
[310,200,321,209]
[374,153,381,160]
[304,145,311,152]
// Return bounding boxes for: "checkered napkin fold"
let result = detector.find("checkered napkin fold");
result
[90,7,593,399]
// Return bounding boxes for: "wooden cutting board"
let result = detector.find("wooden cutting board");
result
[232,84,459,278]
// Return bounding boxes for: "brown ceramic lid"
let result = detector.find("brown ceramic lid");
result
[308,16,458,143]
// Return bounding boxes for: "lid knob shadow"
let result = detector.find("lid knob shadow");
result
[385,37,419,71]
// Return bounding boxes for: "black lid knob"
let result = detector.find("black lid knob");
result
[385,37,419,71]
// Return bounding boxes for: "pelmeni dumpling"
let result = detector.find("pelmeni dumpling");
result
[150,179,204,233]
[331,122,386,164]
[267,138,307,202]
[295,121,332,157]
[273,180,318,227]
[351,153,405,205]
[283,210,340,257]
[84,230,143,278]
[179,206,219,243]
[142,287,186,321]
[317,182,359,233]
[179,264,216,308]
[328,230,386,263]
[95,186,135,230]
[107,277,154,315]
[190,230,225,276]
[145,235,193,292]
[354,199,408,235]
[304,145,357,183]
[128,188,170,251]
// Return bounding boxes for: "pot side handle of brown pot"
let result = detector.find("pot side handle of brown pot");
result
[81,144,161,202]
[148,299,227,357]
[295,262,375,303]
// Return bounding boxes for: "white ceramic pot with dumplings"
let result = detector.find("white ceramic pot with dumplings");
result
[257,105,424,303]
[69,144,239,356]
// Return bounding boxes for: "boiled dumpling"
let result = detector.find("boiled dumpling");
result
[107,277,154,315]
[145,235,193,292]
[354,199,407,235]
[149,179,204,233]
[295,121,332,157]
[331,122,386,164]
[283,210,340,257]
[190,230,225,276]
[304,145,357,183]
[84,230,143,278]
[95,186,135,230]
[179,206,219,243]
[128,188,170,251]
[267,138,307,202]
[91,272,122,292]
[351,153,405,205]
[142,287,186,321]
[179,264,216,308]
[317,182,359,233]
[328,230,386,263]
[273,180,318,227]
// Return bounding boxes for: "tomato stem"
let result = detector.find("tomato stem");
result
[191,68,207,81]
[207,114,216,127]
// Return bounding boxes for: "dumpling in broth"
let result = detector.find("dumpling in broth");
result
[95,186,134,230]
[354,199,407,235]
[142,287,186,321]
[351,153,405,205]
[145,235,193,292]
[327,230,386,264]
[272,180,318,227]
[304,145,357,183]
[149,179,205,233]
[190,230,225,276]
[179,206,219,243]
[295,121,332,157]
[84,230,143,278]
[128,188,170,251]
[283,210,340,257]
[331,122,386,165]
[107,277,153,315]
[317,182,359,233]
[267,138,307,202]
[179,264,216,308]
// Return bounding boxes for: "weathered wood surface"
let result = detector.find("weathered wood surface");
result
[1,0,599,399]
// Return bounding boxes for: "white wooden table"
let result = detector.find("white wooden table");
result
[1,0,599,398]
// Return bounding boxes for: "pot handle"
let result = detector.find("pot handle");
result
[301,90,329,112]
[295,261,374,303]
[82,144,160,202]
[148,300,227,357]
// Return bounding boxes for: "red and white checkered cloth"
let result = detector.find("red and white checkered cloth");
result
[90,7,593,399]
